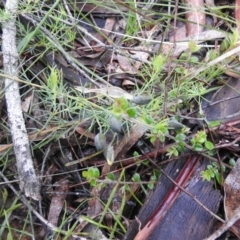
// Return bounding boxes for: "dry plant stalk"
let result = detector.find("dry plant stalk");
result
[2,0,40,200]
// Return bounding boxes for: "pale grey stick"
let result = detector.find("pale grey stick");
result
[203,210,240,240]
[2,0,40,200]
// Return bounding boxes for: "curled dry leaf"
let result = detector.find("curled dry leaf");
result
[47,179,69,227]
[21,91,33,113]
[130,46,151,69]
[117,54,138,74]
[103,144,115,166]
[122,79,135,87]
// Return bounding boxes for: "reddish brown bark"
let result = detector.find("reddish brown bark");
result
[185,0,206,36]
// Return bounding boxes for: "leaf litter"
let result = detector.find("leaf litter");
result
[1,0,240,239]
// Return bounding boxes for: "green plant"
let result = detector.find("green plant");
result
[190,131,214,152]
[0,9,11,23]
[124,0,139,40]
[132,171,158,192]
[82,167,100,186]
[1,0,237,238]
[167,145,180,158]
[220,28,239,53]
[201,162,226,185]
[112,96,129,118]
[146,119,169,143]
[147,169,160,190]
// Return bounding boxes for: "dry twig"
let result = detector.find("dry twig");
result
[2,0,40,200]
[203,210,240,240]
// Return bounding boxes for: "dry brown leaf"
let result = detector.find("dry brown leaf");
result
[114,122,149,160]
[130,45,151,69]
[117,54,138,74]
[122,79,135,87]
[47,179,69,227]
[21,91,33,113]
[224,158,240,237]
[93,17,116,52]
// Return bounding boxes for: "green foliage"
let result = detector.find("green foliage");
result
[175,132,187,142]
[207,49,219,61]
[133,151,140,157]
[147,175,157,190]
[208,120,222,128]
[82,167,100,186]
[0,193,21,238]
[107,172,115,181]
[229,158,236,167]
[190,131,214,152]
[147,170,160,190]
[133,151,142,166]
[142,114,153,125]
[46,67,60,104]
[220,28,239,53]
[2,0,234,238]
[188,40,201,53]
[152,55,164,74]
[205,141,214,151]
[125,0,138,38]
[132,173,140,182]
[0,9,12,23]
[131,170,158,193]
[201,162,226,185]
[112,97,129,117]
[189,56,199,63]
[126,108,137,117]
[0,187,8,216]
[147,120,168,143]
[167,145,179,158]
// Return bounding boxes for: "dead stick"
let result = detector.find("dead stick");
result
[2,0,40,200]
[204,210,240,240]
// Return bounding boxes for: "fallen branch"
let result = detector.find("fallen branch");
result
[2,0,40,200]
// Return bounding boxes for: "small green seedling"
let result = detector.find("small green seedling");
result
[107,172,115,181]
[112,96,129,118]
[147,120,169,143]
[201,162,226,185]
[190,131,214,152]
[147,169,159,190]
[82,167,100,186]
[188,40,201,53]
